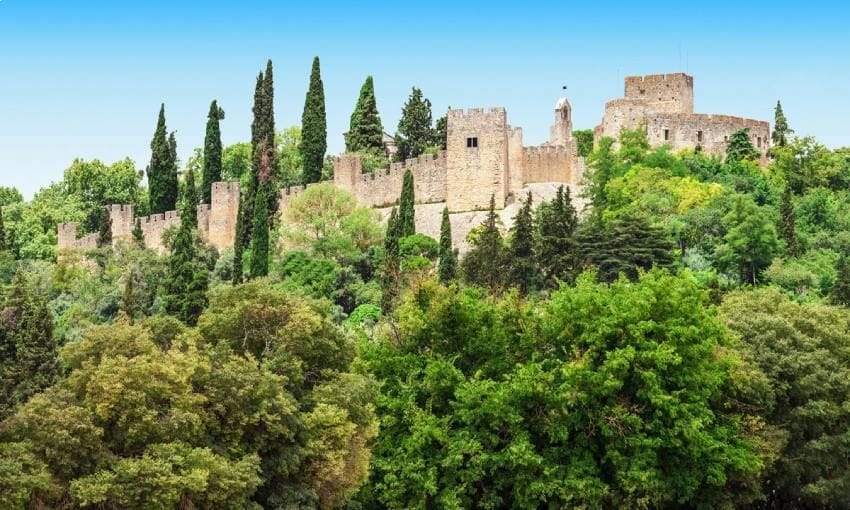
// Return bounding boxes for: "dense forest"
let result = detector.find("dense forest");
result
[1,59,849,509]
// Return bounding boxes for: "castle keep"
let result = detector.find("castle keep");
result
[58,72,772,254]
[595,73,771,162]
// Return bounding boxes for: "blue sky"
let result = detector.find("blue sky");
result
[1,0,848,198]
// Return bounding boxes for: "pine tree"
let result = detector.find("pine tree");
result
[97,207,112,248]
[536,185,579,287]
[147,104,177,214]
[0,206,5,251]
[461,194,505,290]
[399,168,415,237]
[132,218,145,247]
[772,100,793,147]
[438,207,456,284]
[507,192,536,293]
[181,165,199,229]
[300,57,327,184]
[381,207,402,312]
[347,76,384,154]
[122,272,136,324]
[202,100,225,204]
[395,87,434,161]
[232,195,245,285]
[726,128,760,163]
[779,183,800,256]
[434,115,448,151]
[831,254,850,306]
[163,222,208,325]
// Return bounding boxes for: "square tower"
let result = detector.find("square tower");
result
[446,107,509,212]
[624,73,694,114]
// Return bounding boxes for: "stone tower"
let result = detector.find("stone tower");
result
[549,97,573,146]
[623,72,694,114]
[107,204,135,241]
[208,181,240,251]
[57,223,78,250]
[446,107,509,212]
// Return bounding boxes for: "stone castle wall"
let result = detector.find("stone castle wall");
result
[58,181,240,254]
[596,73,770,161]
[446,107,509,212]
[332,151,447,208]
[522,144,582,185]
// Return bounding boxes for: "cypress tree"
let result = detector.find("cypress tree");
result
[831,254,850,306]
[97,207,112,248]
[232,195,245,285]
[399,168,415,237]
[438,207,456,284]
[166,132,179,209]
[122,272,136,324]
[381,207,402,312]
[132,218,145,247]
[0,206,5,251]
[241,72,265,249]
[147,104,175,214]
[536,185,578,286]
[1,276,58,416]
[507,192,536,294]
[261,60,278,217]
[347,76,384,154]
[434,115,448,151]
[300,57,327,184]
[779,183,800,256]
[249,145,273,279]
[461,194,504,290]
[202,100,225,203]
[772,100,793,147]
[181,166,199,229]
[395,86,434,161]
[163,222,208,325]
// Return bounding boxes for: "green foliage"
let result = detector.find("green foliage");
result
[0,442,53,508]
[461,194,505,291]
[347,76,384,154]
[434,114,447,151]
[249,185,270,279]
[63,157,143,232]
[202,100,225,204]
[395,86,434,161]
[507,191,535,293]
[536,185,578,287]
[399,168,415,237]
[301,57,327,184]
[577,214,675,282]
[438,206,456,283]
[222,142,252,183]
[162,224,209,325]
[725,128,760,163]
[181,164,199,229]
[573,128,594,157]
[0,206,5,252]
[381,207,402,312]
[147,104,179,214]
[0,187,23,208]
[720,289,850,507]
[779,183,799,256]
[714,195,780,284]
[132,217,144,246]
[358,271,761,509]
[772,100,792,147]
[830,253,850,306]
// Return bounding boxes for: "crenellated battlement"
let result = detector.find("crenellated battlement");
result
[448,107,507,119]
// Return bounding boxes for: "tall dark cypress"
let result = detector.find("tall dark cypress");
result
[122,272,136,324]
[147,104,175,214]
[249,145,272,279]
[399,168,415,237]
[97,207,112,248]
[132,218,145,247]
[261,60,278,217]
[202,100,225,204]
[163,222,208,325]
[438,206,456,284]
[181,166,199,229]
[1,206,7,251]
[347,76,384,154]
[507,192,536,294]
[232,195,245,285]
[381,207,402,312]
[536,185,578,286]
[831,254,850,306]
[166,132,179,210]
[300,57,327,184]
[779,183,799,256]
[242,72,265,249]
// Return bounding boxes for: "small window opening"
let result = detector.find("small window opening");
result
[757,136,762,148]
[466,137,478,148]
[664,129,670,141]
[697,130,703,143]
[724,136,728,142]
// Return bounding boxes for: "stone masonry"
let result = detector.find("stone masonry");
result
[595,73,770,162]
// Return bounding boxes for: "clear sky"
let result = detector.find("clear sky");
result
[1,0,847,198]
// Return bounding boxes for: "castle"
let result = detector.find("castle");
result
[595,73,770,162]
[58,72,771,254]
